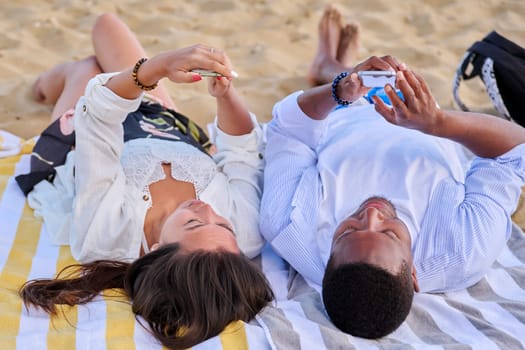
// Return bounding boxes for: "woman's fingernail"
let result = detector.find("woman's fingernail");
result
[192,74,202,81]
[231,70,239,78]
[216,76,222,81]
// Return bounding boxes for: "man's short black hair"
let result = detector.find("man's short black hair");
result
[322,259,414,339]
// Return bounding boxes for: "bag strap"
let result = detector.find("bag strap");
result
[452,51,478,112]
[478,57,512,120]
[453,31,519,120]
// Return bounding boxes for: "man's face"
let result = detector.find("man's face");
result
[331,197,413,274]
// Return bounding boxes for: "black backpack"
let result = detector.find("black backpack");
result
[453,31,525,125]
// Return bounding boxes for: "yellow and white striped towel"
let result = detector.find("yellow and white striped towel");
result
[0,143,270,350]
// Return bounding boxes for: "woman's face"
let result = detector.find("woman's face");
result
[154,200,240,254]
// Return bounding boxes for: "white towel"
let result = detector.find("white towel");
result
[0,130,22,158]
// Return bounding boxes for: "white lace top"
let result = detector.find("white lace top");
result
[28,73,265,262]
[122,138,217,205]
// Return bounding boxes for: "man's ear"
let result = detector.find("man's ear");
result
[412,264,420,292]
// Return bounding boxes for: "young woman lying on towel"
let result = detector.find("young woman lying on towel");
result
[18,13,273,349]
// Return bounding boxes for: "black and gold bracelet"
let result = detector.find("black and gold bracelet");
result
[132,58,158,91]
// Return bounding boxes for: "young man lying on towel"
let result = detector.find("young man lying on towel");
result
[260,4,525,339]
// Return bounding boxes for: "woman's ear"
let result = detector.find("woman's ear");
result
[150,243,160,252]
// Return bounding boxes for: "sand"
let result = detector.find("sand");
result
[0,0,524,140]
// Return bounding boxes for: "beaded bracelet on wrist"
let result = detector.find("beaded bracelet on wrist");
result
[331,71,351,106]
[132,58,158,91]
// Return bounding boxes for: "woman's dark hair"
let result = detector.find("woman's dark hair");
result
[322,259,414,339]
[19,243,274,349]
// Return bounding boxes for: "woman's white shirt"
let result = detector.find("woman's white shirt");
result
[28,73,265,262]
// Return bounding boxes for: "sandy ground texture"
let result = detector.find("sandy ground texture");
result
[0,0,523,140]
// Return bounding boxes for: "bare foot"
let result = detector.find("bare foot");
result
[337,22,360,67]
[307,4,344,86]
[31,62,70,105]
[31,55,101,107]
[32,56,103,122]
